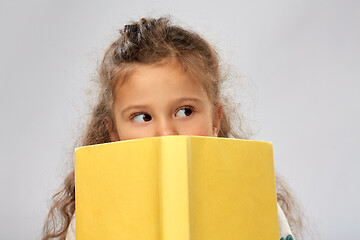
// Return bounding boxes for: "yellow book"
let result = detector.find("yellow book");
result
[75,136,279,240]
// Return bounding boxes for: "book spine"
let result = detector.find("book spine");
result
[160,136,190,240]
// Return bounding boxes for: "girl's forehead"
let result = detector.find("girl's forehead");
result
[116,62,204,91]
[113,62,210,104]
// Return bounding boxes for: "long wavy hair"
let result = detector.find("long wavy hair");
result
[42,17,303,239]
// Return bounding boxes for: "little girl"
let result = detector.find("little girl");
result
[43,17,302,240]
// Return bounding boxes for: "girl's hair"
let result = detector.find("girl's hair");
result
[42,17,303,240]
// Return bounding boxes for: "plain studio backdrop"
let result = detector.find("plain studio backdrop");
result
[0,0,359,239]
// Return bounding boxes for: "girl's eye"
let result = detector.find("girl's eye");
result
[175,107,193,118]
[132,113,152,123]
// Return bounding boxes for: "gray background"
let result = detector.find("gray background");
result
[1,0,359,239]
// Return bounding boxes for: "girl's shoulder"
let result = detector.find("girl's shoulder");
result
[278,203,295,240]
[65,214,76,240]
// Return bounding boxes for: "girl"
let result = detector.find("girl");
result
[43,17,303,240]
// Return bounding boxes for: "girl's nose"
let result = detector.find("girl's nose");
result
[155,118,178,136]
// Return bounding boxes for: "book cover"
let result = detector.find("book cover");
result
[75,136,279,240]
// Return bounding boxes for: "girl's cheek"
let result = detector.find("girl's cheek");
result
[118,123,155,140]
[181,119,213,137]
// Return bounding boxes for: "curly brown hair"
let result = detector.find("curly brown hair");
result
[42,17,303,240]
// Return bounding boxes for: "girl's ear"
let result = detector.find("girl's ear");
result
[213,102,223,136]
[105,117,120,142]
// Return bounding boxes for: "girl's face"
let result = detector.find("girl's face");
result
[109,62,222,141]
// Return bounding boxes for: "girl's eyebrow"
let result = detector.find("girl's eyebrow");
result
[121,104,150,116]
[174,97,203,105]
[120,98,203,116]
